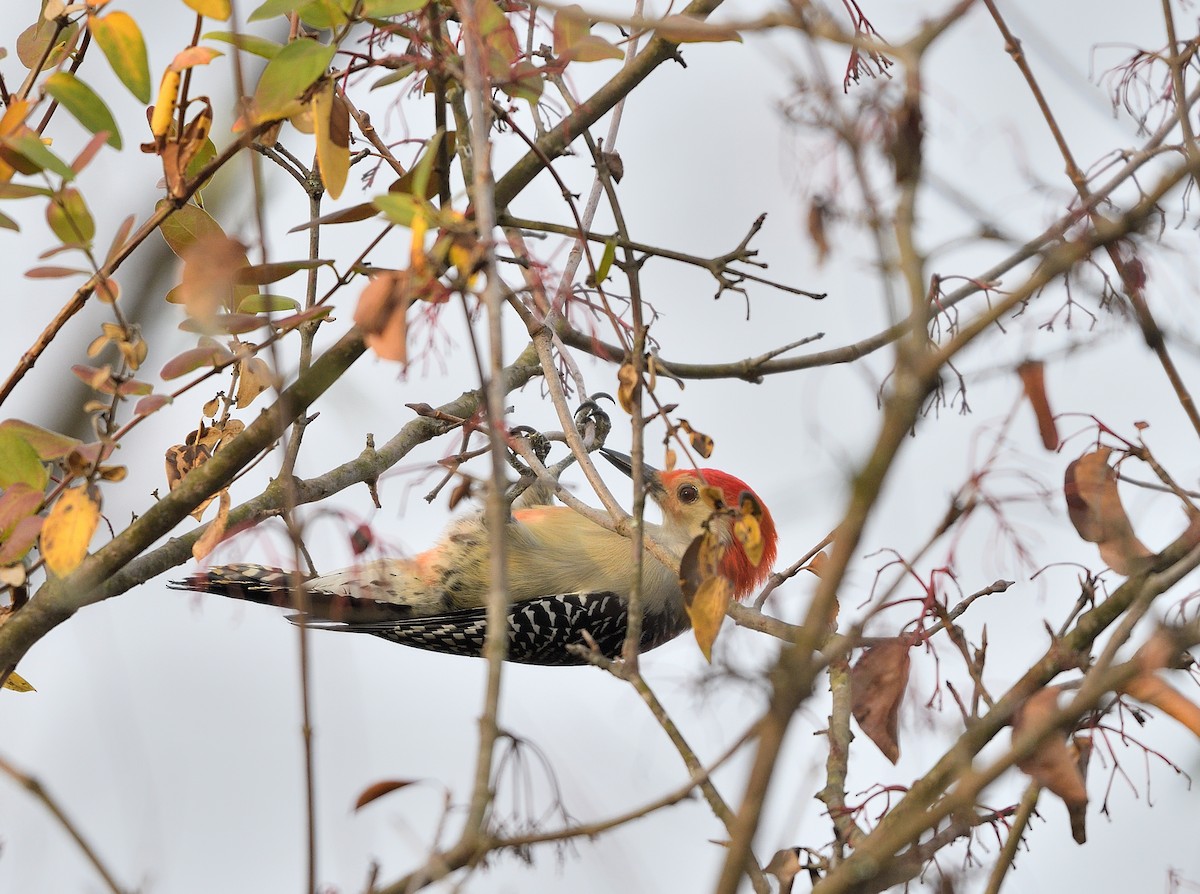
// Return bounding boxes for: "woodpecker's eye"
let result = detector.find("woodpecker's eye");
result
[678,484,699,504]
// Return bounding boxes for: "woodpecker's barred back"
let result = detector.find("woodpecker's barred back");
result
[171,449,778,667]
[170,563,683,666]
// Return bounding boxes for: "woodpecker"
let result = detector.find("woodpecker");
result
[171,448,777,666]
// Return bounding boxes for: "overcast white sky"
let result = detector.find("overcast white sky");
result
[2,2,1200,893]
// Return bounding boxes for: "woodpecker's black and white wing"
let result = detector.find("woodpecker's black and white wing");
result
[170,564,686,666]
[312,592,685,666]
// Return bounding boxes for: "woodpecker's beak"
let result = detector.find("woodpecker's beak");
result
[600,448,664,495]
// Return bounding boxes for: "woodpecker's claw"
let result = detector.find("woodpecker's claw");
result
[507,425,551,476]
[575,393,613,451]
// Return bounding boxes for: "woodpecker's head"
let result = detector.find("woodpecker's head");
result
[600,448,778,599]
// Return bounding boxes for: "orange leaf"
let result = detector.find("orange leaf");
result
[850,638,911,764]
[354,271,411,363]
[1063,448,1153,574]
[1018,361,1059,450]
[40,485,101,576]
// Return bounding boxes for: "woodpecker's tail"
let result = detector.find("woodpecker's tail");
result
[169,563,416,624]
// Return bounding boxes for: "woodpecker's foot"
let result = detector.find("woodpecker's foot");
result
[575,393,613,451]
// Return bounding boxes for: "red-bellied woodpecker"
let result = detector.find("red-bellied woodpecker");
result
[171,448,777,665]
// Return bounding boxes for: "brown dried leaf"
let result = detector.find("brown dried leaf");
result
[804,550,829,578]
[808,197,829,266]
[1012,686,1088,843]
[235,357,274,408]
[663,447,677,471]
[40,485,101,576]
[1064,448,1153,574]
[354,779,419,811]
[354,271,411,363]
[1018,361,1059,451]
[850,638,911,764]
[192,488,231,560]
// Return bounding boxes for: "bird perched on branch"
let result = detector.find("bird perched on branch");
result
[171,448,777,666]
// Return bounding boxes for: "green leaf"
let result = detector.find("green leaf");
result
[0,427,48,490]
[203,30,282,59]
[0,420,80,461]
[372,193,420,227]
[237,294,300,313]
[247,0,306,22]
[88,12,152,104]
[46,186,95,246]
[361,0,430,15]
[370,66,415,90]
[157,200,225,257]
[4,132,74,180]
[408,130,443,200]
[44,73,122,149]
[298,0,353,29]
[252,39,337,123]
[595,235,617,284]
[183,0,233,20]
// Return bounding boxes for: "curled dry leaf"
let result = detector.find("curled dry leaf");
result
[235,357,274,408]
[192,487,231,561]
[1064,448,1153,574]
[166,419,246,521]
[40,484,101,577]
[1012,686,1088,844]
[850,637,911,764]
[354,779,419,811]
[1018,360,1060,451]
[804,550,829,578]
[678,418,714,458]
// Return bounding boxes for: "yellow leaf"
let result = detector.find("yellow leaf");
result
[40,485,101,576]
[88,11,152,104]
[183,0,232,21]
[616,362,637,414]
[733,493,765,565]
[2,671,35,692]
[312,80,349,199]
[686,575,732,662]
[733,514,762,566]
